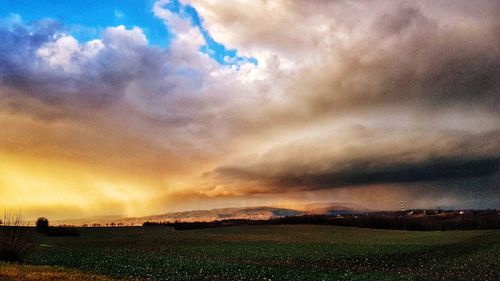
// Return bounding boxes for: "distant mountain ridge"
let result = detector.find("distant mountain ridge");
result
[51,202,367,226]
[139,206,304,222]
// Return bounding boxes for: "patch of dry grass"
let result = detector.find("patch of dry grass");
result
[0,263,118,281]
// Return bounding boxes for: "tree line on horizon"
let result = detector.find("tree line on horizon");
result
[143,210,500,231]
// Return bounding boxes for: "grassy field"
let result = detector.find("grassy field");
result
[2,225,499,280]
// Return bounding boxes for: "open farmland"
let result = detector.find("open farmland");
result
[2,225,497,281]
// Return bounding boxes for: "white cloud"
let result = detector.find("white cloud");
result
[36,34,80,72]
[102,25,148,49]
[82,39,105,58]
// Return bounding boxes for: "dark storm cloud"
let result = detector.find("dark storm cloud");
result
[211,125,500,197]
[214,2,500,142]
[217,157,500,191]
[293,4,500,116]
[198,2,500,201]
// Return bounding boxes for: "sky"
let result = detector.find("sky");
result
[0,0,499,219]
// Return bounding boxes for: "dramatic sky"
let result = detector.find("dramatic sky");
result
[1,0,499,219]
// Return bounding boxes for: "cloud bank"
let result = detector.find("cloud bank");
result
[0,0,499,217]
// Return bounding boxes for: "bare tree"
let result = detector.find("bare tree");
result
[0,211,34,262]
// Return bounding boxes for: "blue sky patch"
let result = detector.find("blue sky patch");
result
[0,0,256,66]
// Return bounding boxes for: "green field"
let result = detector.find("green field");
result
[4,225,500,280]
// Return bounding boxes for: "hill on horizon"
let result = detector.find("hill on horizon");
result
[51,202,366,226]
